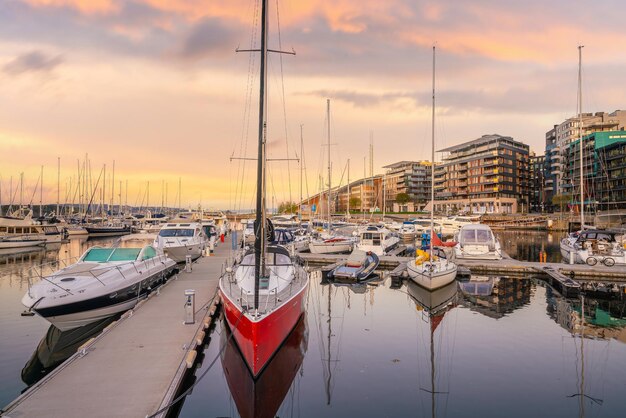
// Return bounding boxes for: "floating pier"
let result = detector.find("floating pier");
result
[298,252,626,282]
[2,245,231,418]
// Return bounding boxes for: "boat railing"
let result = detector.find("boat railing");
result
[26,253,171,296]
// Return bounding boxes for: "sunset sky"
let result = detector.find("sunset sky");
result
[1,0,625,210]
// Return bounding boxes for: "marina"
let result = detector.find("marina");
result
[2,0,626,417]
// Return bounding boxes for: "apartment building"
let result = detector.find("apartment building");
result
[434,134,530,214]
[381,161,432,212]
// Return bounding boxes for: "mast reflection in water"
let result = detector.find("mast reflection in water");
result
[220,315,308,418]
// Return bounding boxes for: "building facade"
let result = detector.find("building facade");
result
[433,134,530,214]
[563,130,626,211]
[529,153,546,212]
[382,161,432,212]
[546,110,626,204]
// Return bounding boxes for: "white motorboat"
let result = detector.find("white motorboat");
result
[560,229,625,266]
[21,235,177,331]
[453,224,503,260]
[399,221,417,241]
[0,208,67,243]
[154,222,208,263]
[309,234,354,254]
[355,225,400,256]
[0,236,46,249]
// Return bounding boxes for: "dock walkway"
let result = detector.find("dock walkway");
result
[3,244,231,418]
[298,252,626,281]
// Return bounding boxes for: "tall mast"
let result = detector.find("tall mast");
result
[40,165,43,217]
[327,98,331,233]
[178,177,182,210]
[430,46,436,264]
[253,0,269,312]
[347,159,350,216]
[578,45,585,229]
[300,124,303,220]
[111,160,115,216]
[20,172,23,208]
[57,157,60,216]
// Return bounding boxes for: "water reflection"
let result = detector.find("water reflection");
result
[220,315,308,418]
[495,230,561,262]
[406,280,458,418]
[21,315,119,387]
[458,276,532,318]
[545,285,626,344]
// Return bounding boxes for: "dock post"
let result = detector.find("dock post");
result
[184,289,196,324]
[185,255,193,272]
[569,251,574,265]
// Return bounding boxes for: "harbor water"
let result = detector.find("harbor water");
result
[1,232,625,417]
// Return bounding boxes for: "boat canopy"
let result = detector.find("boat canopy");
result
[82,246,157,262]
[459,225,495,244]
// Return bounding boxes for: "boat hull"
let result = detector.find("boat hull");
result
[162,243,204,263]
[24,263,176,331]
[407,259,458,290]
[309,241,352,254]
[221,280,308,377]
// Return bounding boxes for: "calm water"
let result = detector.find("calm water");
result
[175,272,626,418]
[0,237,116,407]
[2,232,626,417]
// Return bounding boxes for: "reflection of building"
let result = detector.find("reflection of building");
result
[434,134,530,214]
[545,286,626,344]
[459,277,532,319]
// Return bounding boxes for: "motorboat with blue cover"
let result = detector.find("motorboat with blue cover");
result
[22,235,177,331]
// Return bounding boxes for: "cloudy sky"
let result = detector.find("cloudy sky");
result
[1,0,625,210]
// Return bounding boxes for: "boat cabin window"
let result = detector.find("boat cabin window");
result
[159,229,194,237]
[361,233,381,245]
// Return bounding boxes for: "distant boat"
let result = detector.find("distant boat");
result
[407,46,458,290]
[328,249,379,281]
[453,224,503,260]
[84,223,131,237]
[0,236,46,250]
[355,225,400,256]
[153,222,208,263]
[22,234,177,331]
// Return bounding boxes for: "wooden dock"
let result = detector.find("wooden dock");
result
[2,244,231,418]
[298,252,626,282]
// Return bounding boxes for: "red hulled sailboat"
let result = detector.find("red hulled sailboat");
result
[218,0,309,377]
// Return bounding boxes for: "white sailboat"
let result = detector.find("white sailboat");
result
[407,46,458,290]
[558,46,626,265]
[308,99,354,255]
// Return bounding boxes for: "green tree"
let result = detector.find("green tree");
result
[278,201,298,214]
[552,193,571,213]
[396,193,411,205]
[349,197,361,210]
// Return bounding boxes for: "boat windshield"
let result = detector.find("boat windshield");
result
[83,248,141,262]
[461,228,493,243]
[159,229,194,237]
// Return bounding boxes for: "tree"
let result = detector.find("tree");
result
[396,193,411,205]
[277,201,298,214]
[552,193,571,213]
[349,197,361,210]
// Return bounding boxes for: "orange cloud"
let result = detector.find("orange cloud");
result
[24,0,119,14]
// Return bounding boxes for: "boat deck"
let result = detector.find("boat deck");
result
[2,243,230,418]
